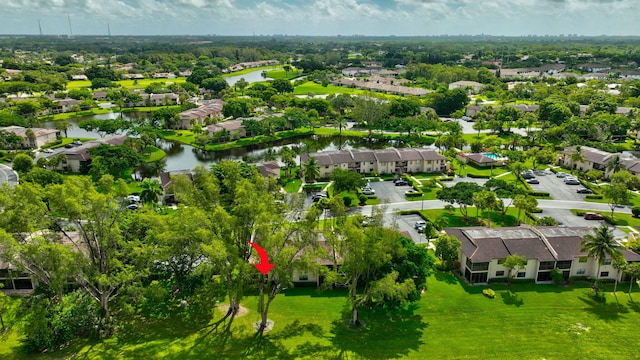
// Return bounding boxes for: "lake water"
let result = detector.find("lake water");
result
[224,68,277,86]
[40,113,419,173]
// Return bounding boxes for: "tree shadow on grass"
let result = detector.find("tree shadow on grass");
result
[578,293,629,321]
[500,290,524,307]
[433,271,460,285]
[329,304,428,359]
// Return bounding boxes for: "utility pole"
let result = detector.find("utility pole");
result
[37,19,43,36]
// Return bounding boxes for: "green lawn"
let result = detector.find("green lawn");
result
[265,69,300,80]
[292,81,402,100]
[420,206,531,228]
[283,178,302,193]
[570,209,640,227]
[65,78,188,91]
[4,274,640,359]
[142,146,166,162]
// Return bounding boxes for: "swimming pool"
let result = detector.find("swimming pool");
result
[482,153,501,160]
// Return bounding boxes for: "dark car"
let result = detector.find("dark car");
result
[576,188,593,194]
[521,172,535,179]
[126,204,139,210]
[526,178,539,184]
[64,144,74,148]
[395,180,409,186]
[311,193,327,202]
[584,212,604,220]
[564,179,581,185]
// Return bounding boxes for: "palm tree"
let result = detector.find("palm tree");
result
[303,157,320,183]
[336,117,347,135]
[569,146,585,170]
[139,179,163,208]
[606,155,624,175]
[55,120,71,138]
[25,129,36,148]
[581,225,623,292]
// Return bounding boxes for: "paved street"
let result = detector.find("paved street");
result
[0,164,18,186]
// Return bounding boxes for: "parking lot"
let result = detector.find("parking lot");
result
[526,170,590,201]
[366,180,415,204]
[398,213,430,245]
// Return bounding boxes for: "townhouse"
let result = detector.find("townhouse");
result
[559,145,640,178]
[0,126,59,148]
[300,148,447,178]
[446,226,640,284]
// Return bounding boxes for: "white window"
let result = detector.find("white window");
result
[603,259,612,265]
[517,272,526,278]
[577,269,586,275]
[298,274,309,281]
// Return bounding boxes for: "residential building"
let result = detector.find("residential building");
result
[159,169,195,191]
[300,148,446,178]
[257,161,281,179]
[205,119,246,139]
[445,226,640,284]
[448,80,484,93]
[0,126,59,148]
[179,99,224,129]
[43,135,128,173]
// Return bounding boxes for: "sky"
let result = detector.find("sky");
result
[0,0,639,37]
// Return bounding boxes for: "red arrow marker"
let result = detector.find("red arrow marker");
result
[248,242,274,275]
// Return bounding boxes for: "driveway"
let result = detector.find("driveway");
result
[0,164,19,185]
[526,171,588,201]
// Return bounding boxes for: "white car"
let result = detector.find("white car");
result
[361,188,376,195]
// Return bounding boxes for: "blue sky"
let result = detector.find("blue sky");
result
[0,0,638,36]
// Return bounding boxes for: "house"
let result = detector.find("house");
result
[43,135,128,173]
[458,153,503,167]
[71,74,88,81]
[257,161,281,179]
[122,73,145,80]
[53,98,82,114]
[577,64,612,73]
[159,169,195,191]
[205,119,246,139]
[448,81,483,93]
[0,126,59,148]
[332,78,430,97]
[152,72,176,79]
[300,148,446,178]
[445,226,640,284]
[142,93,180,107]
[560,146,621,173]
[178,99,225,129]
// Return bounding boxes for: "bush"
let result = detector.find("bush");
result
[585,194,603,200]
[439,177,454,181]
[302,184,324,192]
[551,268,564,284]
[529,192,551,197]
[405,191,423,198]
[343,196,352,206]
[536,216,559,226]
[573,210,587,216]
[632,206,640,218]
[531,208,543,213]
[22,290,100,353]
[482,288,495,299]
[358,194,367,205]
[467,173,491,179]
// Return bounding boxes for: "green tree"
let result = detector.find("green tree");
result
[54,120,71,137]
[513,194,538,223]
[436,182,483,218]
[606,155,624,174]
[602,183,629,217]
[351,95,390,137]
[12,153,34,173]
[87,144,143,179]
[610,170,640,190]
[331,168,366,195]
[222,98,252,118]
[503,254,527,285]
[271,79,294,94]
[302,157,320,183]
[201,77,229,94]
[235,78,249,95]
[433,234,461,270]
[139,179,163,208]
[581,225,623,292]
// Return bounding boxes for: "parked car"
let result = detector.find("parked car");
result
[126,204,139,210]
[42,148,54,153]
[414,221,426,233]
[361,188,376,195]
[564,178,581,185]
[72,141,83,146]
[311,193,327,202]
[576,188,593,194]
[556,172,569,178]
[64,144,74,148]
[526,178,540,184]
[126,195,141,203]
[462,116,473,122]
[584,212,605,220]
[521,171,535,179]
[395,180,409,186]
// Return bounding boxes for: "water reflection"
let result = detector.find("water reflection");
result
[40,112,431,172]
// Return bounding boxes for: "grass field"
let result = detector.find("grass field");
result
[3,273,640,359]
[420,206,531,228]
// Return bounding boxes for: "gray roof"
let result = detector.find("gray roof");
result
[300,148,445,166]
[446,226,640,263]
[466,153,497,164]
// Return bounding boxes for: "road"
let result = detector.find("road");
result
[0,164,18,186]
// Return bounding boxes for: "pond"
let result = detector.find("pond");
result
[224,68,278,86]
[40,113,427,173]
